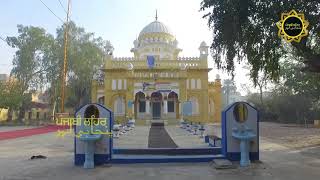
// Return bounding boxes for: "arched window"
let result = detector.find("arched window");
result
[135,92,146,113]
[189,97,199,115]
[168,92,178,113]
[186,79,189,89]
[117,79,122,90]
[123,79,127,90]
[114,96,125,115]
[112,79,116,90]
[191,79,196,89]
[197,79,201,89]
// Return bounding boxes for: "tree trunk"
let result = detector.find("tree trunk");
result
[6,108,13,121]
[259,86,263,105]
[17,106,25,123]
[77,96,84,111]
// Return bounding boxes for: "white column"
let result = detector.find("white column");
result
[146,99,150,114]
[132,102,135,119]
[164,100,168,114]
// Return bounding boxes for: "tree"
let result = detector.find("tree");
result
[280,58,320,100]
[255,72,269,105]
[6,22,106,119]
[54,22,105,109]
[200,0,320,83]
[246,56,320,124]
[0,79,24,121]
[6,25,55,121]
[278,56,320,125]
[243,65,271,105]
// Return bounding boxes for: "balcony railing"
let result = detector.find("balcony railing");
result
[105,57,207,70]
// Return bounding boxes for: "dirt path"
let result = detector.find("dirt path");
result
[260,122,320,149]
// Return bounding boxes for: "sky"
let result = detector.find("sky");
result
[0,0,254,94]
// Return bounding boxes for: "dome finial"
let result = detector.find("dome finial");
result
[155,9,158,21]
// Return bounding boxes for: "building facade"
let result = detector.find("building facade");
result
[91,18,221,124]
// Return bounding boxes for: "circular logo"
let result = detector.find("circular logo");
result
[283,16,303,37]
[277,10,309,43]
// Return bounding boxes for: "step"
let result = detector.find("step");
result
[113,147,222,155]
[111,154,225,163]
[145,120,169,125]
[151,122,165,126]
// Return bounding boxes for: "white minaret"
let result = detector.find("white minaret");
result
[104,40,114,56]
[199,41,209,59]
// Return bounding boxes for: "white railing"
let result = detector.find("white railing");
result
[106,57,206,69]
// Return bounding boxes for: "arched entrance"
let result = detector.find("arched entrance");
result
[135,91,146,119]
[167,91,179,119]
[151,92,162,119]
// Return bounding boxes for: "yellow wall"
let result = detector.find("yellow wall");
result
[0,108,8,121]
[0,108,51,121]
[208,80,222,123]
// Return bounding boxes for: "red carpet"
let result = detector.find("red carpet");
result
[0,125,69,141]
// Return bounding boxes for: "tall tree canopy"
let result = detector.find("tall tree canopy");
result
[6,25,54,120]
[7,25,55,91]
[279,57,320,102]
[200,0,320,83]
[6,22,106,120]
[55,22,105,109]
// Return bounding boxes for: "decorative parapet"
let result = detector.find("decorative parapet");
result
[105,56,207,69]
[208,81,221,86]
[113,57,135,61]
[208,82,215,86]
[208,81,221,92]
[177,57,200,61]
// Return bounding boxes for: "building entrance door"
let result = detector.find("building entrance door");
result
[152,102,161,119]
[151,91,162,120]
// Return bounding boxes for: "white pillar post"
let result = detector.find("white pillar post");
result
[146,99,150,114]
[164,100,168,114]
[132,101,135,119]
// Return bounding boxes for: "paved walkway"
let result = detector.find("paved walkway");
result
[148,123,178,148]
[113,126,150,148]
[114,125,211,148]
[0,125,67,141]
[166,125,209,148]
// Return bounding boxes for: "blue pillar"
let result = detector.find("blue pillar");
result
[240,140,250,167]
[83,141,95,169]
